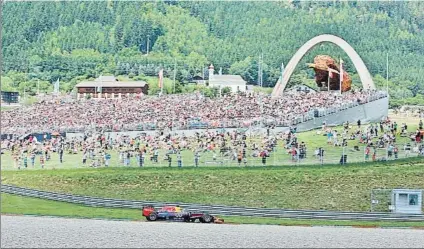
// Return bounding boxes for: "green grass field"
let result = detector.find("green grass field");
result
[2,158,424,212]
[2,193,423,227]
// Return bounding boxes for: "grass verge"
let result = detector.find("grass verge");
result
[2,193,424,228]
[1,193,141,220]
[2,158,424,212]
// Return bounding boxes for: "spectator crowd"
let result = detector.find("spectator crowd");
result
[2,113,422,170]
[1,90,388,136]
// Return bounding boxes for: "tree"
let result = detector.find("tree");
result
[0,77,15,91]
[286,72,308,89]
[221,86,231,95]
[229,57,257,84]
[2,1,424,104]
[146,76,182,95]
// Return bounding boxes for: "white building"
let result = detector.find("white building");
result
[208,64,247,93]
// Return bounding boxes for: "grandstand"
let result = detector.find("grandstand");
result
[1,90,389,138]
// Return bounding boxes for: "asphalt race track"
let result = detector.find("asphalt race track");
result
[2,216,424,248]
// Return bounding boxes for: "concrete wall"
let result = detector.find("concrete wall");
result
[295,96,389,132]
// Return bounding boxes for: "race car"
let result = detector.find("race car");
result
[142,205,224,223]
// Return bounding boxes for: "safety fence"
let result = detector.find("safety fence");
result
[2,184,424,221]
[1,143,423,170]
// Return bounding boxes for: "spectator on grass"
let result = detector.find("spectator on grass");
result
[23,154,28,168]
[393,145,399,159]
[82,151,87,165]
[260,149,267,165]
[243,156,247,166]
[416,130,422,143]
[318,147,324,164]
[137,150,143,167]
[194,151,200,167]
[59,148,64,163]
[393,122,398,135]
[105,152,111,167]
[365,146,370,161]
[154,148,159,163]
[167,153,172,167]
[387,144,394,158]
[30,152,35,167]
[237,151,243,166]
[40,154,45,168]
[327,129,333,144]
[122,151,128,166]
[177,152,182,168]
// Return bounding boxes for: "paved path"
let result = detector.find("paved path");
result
[1,216,423,248]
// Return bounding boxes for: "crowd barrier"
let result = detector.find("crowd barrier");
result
[1,142,422,170]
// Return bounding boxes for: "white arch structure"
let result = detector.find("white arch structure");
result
[272,34,376,97]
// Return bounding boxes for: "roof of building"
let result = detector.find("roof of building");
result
[209,75,246,85]
[75,76,147,88]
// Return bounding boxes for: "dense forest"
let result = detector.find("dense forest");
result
[2,1,424,106]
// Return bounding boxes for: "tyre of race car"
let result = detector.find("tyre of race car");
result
[200,214,212,223]
[183,215,190,222]
[147,212,158,221]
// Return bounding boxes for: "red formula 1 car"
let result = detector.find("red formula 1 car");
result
[142,205,224,224]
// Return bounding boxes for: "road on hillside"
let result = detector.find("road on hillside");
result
[1,215,423,248]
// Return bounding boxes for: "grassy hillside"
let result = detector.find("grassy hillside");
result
[2,158,424,212]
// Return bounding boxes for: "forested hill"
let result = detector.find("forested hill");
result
[2,1,424,105]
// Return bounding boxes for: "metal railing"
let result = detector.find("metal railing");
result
[1,142,422,170]
[2,184,424,221]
